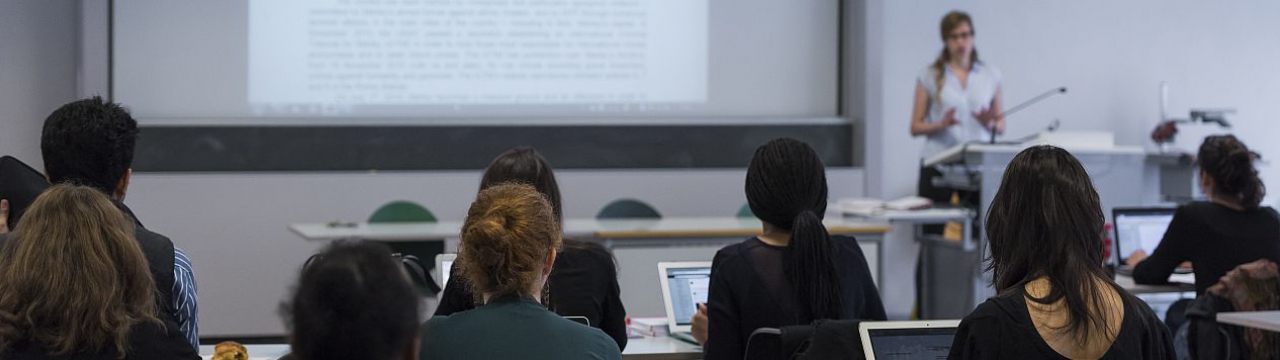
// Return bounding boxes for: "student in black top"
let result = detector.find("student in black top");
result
[949,146,1174,359]
[1128,135,1280,295]
[0,185,197,360]
[698,138,886,360]
[434,147,628,350]
[282,240,421,360]
[421,184,621,360]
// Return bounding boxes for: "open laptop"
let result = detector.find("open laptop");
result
[860,320,961,360]
[658,261,712,345]
[434,253,456,288]
[1112,207,1190,275]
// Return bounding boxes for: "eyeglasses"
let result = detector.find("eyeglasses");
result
[946,31,974,41]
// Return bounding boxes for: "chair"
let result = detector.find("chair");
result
[743,320,867,360]
[737,203,754,218]
[595,198,661,219]
[368,201,444,296]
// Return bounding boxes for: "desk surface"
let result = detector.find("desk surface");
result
[292,216,890,242]
[198,338,699,360]
[1114,274,1195,295]
[1218,311,1280,332]
[623,336,702,359]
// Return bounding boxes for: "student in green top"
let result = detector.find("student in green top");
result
[420,183,621,360]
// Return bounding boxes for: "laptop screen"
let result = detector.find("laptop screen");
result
[441,259,453,284]
[665,266,711,326]
[867,327,957,359]
[1114,209,1174,263]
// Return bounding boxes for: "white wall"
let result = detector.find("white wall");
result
[863,1,1280,318]
[0,1,79,165]
[126,169,864,336]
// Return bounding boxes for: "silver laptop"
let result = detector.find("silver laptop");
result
[860,320,961,360]
[1112,207,1189,274]
[658,261,712,345]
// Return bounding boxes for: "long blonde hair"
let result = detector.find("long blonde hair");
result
[0,184,160,357]
[930,11,981,97]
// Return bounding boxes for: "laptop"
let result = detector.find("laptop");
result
[1112,207,1189,274]
[435,253,456,288]
[860,320,961,360]
[658,261,712,345]
[0,156,50,230]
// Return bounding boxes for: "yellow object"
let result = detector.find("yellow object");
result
[212,341,248,360]
[943,192,963,241]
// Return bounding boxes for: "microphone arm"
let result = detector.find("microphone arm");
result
[989,86,1068,144]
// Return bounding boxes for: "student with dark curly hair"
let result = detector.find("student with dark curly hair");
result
[1130,135,1280,295]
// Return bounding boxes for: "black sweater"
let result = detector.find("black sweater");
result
[1133,202,1280,295]
[436,240,627,351]
[703,236,886,360]
[2,321,199,360]
[948,286,1174,359]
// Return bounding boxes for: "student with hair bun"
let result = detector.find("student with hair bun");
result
[420,183,621,360]
[699,138,886,360]
[1130,134,1280,295]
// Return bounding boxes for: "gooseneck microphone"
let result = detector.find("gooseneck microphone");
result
[989,87,1068,144]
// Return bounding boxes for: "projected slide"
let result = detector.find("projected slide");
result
[249,0,708,114]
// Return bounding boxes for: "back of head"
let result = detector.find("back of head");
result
[1198,135,1264,210]
[41,97,138,194]
[0,184,157,357]
[480,146,563,224]
[744,138,843,320]
[986,145,1116,343]
[285,240,420,360]
[459,183,561,300]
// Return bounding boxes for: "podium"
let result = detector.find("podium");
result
[918,132,1149,319]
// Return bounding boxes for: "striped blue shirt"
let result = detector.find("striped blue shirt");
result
[173,247,199,350]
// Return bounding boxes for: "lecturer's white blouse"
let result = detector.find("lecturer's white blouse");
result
[917,62,1001,160]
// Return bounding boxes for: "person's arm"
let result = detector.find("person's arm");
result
[703,252,742,360]
[1131,208,1192,285]
[851,243,887,321]
[910,82,957,136]
[599,252,628,351]
[171,247,199,350]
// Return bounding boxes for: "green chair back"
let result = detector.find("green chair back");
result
[368,201,437,223]
[737,203,754,218]
[596,198,661,219]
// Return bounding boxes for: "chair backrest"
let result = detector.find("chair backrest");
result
[596,198,661,219]
[737,203,754,218]
[744,328,783,360]
[368,201,437,223]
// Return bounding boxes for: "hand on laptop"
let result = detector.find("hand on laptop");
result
[690,303,708,345]
[0,199,9,235]
[1124,250,1147,267]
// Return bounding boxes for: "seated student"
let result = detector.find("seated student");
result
[0,185,198,360]
[421,183,621,360]
[1129,135,1280,295]
[435,146,627,350]
[949,145,1174,359]
[0,97,199,349]
[282,240,420,360]
[699,138,886,360]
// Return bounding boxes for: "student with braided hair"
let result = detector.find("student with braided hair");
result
[698,138,885,360]
[1130,134,1280,295]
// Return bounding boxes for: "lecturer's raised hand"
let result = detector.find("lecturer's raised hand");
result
[936,108,960,131]
[972,107,1004,134]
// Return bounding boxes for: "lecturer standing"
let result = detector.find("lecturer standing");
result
[908,11,1003,319]
[910,10,1004,205]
